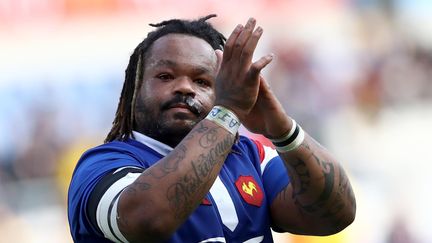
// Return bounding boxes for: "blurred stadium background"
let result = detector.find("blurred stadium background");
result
[0,0,431,242]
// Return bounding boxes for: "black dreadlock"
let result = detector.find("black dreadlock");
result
[105,14,226,143]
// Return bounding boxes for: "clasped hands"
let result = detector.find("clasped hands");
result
[214,18,291,139]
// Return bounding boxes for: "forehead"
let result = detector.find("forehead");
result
[146,34,217,71]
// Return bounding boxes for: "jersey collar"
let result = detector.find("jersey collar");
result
[131,131,173,156]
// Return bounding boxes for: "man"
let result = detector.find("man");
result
[68,15,356,243]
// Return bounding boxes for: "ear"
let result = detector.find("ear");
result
[215,49,223,74]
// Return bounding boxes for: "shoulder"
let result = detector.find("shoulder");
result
[76,139,148,170]
[81,139,143,159]
[69,140,147,195]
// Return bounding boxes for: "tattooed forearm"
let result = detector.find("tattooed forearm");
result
[182,122,209,142]
[144,145,187,179]
[166,127,234,218]
[199,127,219,148]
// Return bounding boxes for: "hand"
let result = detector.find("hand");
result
[214,18,273,120]
[242,76,293,139]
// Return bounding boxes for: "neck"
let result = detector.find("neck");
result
[134,127,188,148]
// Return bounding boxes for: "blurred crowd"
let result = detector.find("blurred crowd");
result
[1,0,431,242]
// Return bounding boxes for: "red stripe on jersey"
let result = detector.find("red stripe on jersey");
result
[201,197,212,205]
[251,139,265,164]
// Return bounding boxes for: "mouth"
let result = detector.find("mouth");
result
[169,104,192,112]
[161,96,202,117]
[167,103,199,116]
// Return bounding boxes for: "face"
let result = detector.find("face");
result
[134,34,218,147]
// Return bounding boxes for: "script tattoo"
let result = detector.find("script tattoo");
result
[166,129,233,218]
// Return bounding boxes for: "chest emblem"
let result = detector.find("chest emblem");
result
[235,175,263,207]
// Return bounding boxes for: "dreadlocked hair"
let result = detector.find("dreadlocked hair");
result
[105,14,226,143]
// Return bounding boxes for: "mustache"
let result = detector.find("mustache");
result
[161,95,203,115]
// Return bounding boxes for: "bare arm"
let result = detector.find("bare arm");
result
[118,120,235,242]
[271,133,356,235]
[241,75,356,234]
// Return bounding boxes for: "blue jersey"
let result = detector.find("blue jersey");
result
[68,133,290,243]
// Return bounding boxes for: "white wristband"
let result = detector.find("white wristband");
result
[205,106,240,135]
[269,119,305,152]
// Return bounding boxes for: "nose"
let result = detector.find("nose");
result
[173,76,195,97]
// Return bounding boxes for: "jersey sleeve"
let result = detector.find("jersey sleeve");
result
[67,143,145,242]
[87,166,143,242]
[250,139,291,204]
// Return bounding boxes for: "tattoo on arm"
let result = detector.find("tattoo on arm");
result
[300,156,335,214]
[182,122,209,142]
[289,158,311,197]
[282,139,355,226]
[166,127,234,218]
[122,123,234,220]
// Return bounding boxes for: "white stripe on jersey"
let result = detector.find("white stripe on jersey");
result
[244,235,264,243]
[198,237,227,243]
[209,176,239,232]
[96,171,140,243]
[260,145,278,175]
[113,166,142,174]
[110,195,128,242]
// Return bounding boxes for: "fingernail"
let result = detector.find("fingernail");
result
[256,27,263,33]
[236,24,243,31]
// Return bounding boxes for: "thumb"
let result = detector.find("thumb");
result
[259,75,274,96]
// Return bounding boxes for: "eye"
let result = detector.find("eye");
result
[194,79,210,87]
[157,73,174,80]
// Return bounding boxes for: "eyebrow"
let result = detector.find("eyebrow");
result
[149,59,214,75]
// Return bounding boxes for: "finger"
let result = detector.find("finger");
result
[248,54,274,80]
[240,26,263,67]
[214,49,223,74]
[223,24,243,62]
[231,18,256,61]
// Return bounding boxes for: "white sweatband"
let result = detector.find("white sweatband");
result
[269,119,305,152]
[205,106,240,135]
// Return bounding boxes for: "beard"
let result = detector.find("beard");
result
[134,94,206,147]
